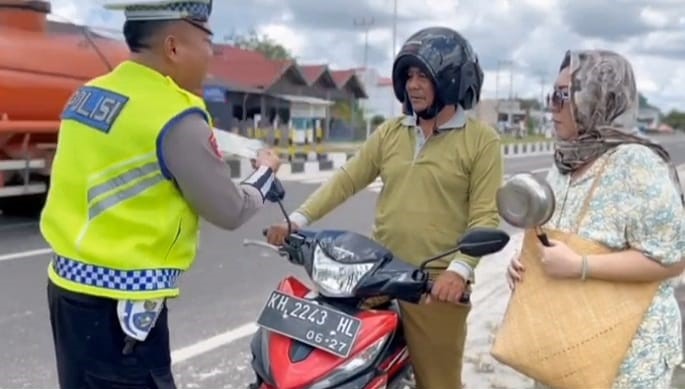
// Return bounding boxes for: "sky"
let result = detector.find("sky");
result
[47,0,685,112]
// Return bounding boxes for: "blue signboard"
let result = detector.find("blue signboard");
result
[204,86,226,102]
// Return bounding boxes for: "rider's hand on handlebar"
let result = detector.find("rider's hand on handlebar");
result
[265,222,300,246]
[425,271,467,305]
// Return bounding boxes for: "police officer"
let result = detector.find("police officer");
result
[40,1,281,388]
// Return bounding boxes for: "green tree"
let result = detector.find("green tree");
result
[332,101,364,126]
[224,29,293,60]
[663,110,685,130]
[332,100,367,139]
[519,98,541,111]
[638,93,649,108]
[638,93,661,111]
[371,114,385,128]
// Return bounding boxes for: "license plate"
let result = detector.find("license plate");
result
[256,290,362,358]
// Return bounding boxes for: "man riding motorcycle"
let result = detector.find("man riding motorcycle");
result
[266,27,503,389]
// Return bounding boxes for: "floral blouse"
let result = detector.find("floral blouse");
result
[537,144,685,388]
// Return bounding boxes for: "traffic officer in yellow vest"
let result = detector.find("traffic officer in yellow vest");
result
[39,1,282,388]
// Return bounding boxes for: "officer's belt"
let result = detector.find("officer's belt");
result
[52,255,182,292]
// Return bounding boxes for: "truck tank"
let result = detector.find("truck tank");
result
[0,0,129,216]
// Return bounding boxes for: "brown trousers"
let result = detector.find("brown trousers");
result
[399,300,470,389]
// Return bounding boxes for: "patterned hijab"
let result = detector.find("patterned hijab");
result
[553,50,683,203]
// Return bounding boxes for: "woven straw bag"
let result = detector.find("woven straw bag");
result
[490,159,661,389]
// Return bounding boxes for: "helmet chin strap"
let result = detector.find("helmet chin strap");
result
[410,93,445,121]
[416,103,442,120]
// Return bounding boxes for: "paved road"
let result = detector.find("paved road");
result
[2,136,685,388]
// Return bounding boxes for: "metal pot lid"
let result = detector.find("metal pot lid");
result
[496,173,556,228]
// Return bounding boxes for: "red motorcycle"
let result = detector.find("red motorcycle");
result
[243,204,509,389]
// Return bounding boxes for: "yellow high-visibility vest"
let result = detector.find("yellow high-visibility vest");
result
[40,60,210,300]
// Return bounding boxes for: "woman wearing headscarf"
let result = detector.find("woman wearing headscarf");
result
[506,49,685,387]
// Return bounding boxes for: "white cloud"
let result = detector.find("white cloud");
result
[43,0,685,112]
[47,0,87,23]
[255,24,306,57]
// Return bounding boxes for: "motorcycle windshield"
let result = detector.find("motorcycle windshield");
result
[315,230,391,264]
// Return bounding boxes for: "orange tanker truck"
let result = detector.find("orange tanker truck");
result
[0,1,130,216]
[0,1,256,217]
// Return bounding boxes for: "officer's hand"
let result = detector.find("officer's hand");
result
[266,222,300,246]
[255,148,281,173]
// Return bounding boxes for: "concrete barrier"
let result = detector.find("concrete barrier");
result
[502,141,554,158]
[226,153,347,180]
[227,140,556,179]
[341,141,555,161]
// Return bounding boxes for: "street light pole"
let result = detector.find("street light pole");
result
[353,17,375,71]
[390,0,397,117]
[353,16,375,138]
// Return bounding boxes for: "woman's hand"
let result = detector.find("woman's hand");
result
[539,239,583,279]
[506,253,525,290]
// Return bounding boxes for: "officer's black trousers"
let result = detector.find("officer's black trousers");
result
[47,280,176,389]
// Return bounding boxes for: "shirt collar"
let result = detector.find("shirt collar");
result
[402,105,467,132]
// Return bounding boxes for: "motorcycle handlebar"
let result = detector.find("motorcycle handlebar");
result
[246,233,446,303]
[244,230,308,264]
[242,239,281,253]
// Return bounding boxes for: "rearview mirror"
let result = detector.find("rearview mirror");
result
[457,227,510,257]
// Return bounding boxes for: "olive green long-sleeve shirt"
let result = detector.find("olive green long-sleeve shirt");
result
[291,110,503,280]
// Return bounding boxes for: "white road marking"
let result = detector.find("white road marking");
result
[0,248,52,262]
[171,322,259,365]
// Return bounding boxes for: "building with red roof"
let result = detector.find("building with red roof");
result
[39,19,371,140]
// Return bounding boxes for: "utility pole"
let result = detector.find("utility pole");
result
[495,59,514,100]
[390,0,398,117]
[353,17,375,71]
[391,0,398,57]
[495,60,514,128]
[495,62,500,101]
[354,16,375,138]
[508,62,514,101]
[539,74,546,110]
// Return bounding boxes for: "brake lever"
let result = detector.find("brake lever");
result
[426,280,434,294]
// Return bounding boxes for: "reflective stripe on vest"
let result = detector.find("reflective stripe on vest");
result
[88,156,164,220]
[53,255,182,292]
[40,61,207,300]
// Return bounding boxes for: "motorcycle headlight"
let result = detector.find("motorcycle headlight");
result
[311,243,375,298]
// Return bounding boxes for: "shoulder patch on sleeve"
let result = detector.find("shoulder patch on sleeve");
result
[208,131,223,159]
